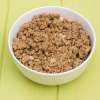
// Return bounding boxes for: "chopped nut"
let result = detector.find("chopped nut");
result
[12,13,91,73]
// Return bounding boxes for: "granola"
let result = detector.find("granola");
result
[12,13,91,73]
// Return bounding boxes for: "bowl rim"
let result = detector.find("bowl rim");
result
[8,6,96,76]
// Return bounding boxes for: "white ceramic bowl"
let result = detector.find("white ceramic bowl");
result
[8,6,96,85]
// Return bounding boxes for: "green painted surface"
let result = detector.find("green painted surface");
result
[0,0,8,72]
[0,0,100,100]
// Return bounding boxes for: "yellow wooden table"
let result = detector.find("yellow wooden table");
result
[0,0,100,100]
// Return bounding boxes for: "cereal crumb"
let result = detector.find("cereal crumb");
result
[12,13,91,73]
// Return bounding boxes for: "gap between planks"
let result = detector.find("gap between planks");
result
[56,85,59,100]
[60,0,63,6]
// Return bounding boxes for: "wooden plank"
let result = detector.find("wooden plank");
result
[0,0,8,73]
[1,0,60,100]
[59,0,100,100]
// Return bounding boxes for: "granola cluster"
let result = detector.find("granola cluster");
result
[12,13,91,73]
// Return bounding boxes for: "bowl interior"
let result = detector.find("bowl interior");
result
[8,6,96,75]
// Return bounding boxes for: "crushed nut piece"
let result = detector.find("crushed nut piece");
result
[12,13,91,73]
